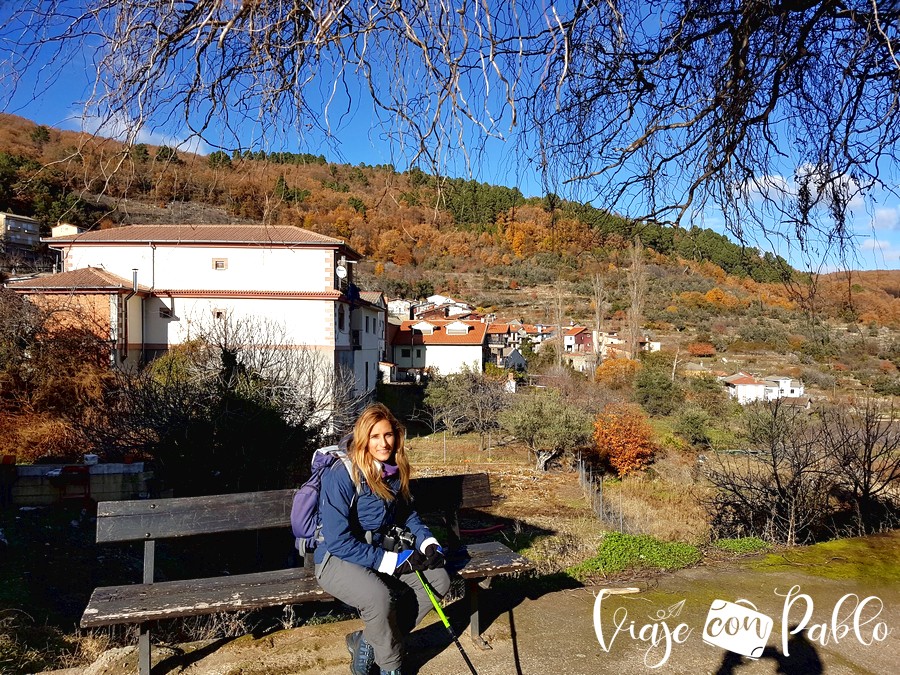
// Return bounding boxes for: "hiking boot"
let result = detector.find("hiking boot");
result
[346,630,376,675]
[379,671,402,675]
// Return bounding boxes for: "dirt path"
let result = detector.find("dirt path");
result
[44,532,899,675]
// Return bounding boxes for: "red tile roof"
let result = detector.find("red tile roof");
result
[360,291,385,306]
[565,326,588,336]
[487,323,510,334]
[7,267,150,292]
[723,373,766,386]
[45,223,350,248]
[395,320,488,346]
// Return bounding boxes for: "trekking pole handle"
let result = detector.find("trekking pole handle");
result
[416,570,451,629]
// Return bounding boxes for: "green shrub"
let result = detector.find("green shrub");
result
[674,406,711,446]
[714,537,769,555]
[568,532,701,580]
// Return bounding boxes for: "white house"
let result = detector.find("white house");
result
[764,375,805,399]
[722,372,768,404]
[390,318,487,378]
[722,372,805,405]
[387,298,414,319]
[14,223,382,397]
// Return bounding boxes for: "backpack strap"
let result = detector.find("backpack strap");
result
[314,452,366,564]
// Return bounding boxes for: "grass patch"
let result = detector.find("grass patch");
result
[751,532,900,583]
[714,537,769,555]
[567,531,701,581]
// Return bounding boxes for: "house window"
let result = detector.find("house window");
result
[213,308,226,320]
[401,348,411,358]
[416,348,422,359]
[338,305,346,331]
[212,258,228,270]
[159,307,173,319]
[365,316,370,333]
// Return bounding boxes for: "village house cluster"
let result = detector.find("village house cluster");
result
[3,216,805,407]
[3,220,566,397]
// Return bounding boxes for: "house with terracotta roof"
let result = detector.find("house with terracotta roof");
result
[721,371,807,404]
[8,224,384,395]
[390,319,488,378]
[721,372,769,404]
[8,267,150,365]
[564,325,592,353]
[486,322,510,364]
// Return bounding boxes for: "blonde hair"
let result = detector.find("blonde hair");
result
[348,403,411,501]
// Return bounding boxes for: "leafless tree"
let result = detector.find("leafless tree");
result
[81,311,367,492]
[591,271,609,369]
[423,367,507,450]
[820,398,900,527]
[705,399,833,545]
[626,238,646,359]
[182,309,369,435]
[555,280,565,368]
[5,2,897,259]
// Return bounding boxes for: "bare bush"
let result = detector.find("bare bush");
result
[704,399,833,545]
[819,398,900,529]
[80,312,368,493]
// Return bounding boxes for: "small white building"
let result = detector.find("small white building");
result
[387,298,414,319]
[722,372,806,405]
[722,372,768,404]
[390,318,487,378]
[764,375,805,399]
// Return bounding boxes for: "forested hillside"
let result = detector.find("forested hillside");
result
[4,113,900,326]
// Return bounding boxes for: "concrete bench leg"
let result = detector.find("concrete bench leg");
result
[138,623,151,675]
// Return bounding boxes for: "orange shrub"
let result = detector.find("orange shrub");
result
[687,342,716,357]
[595,357,640,389]
[593,403,657,476]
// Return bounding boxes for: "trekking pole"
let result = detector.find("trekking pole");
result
[415,571,478,675]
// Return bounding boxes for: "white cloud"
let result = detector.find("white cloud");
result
[63,108,210,154]
[872,206,900,231]
[857,236,900,268]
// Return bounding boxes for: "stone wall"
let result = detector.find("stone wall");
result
[4,463,152,506]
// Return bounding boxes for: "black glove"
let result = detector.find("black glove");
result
[423,543,445,569]
[394,549,427,576]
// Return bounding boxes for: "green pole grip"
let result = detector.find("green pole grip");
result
[416,571,451,629]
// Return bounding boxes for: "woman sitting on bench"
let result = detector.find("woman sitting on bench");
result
[315,403,449,675]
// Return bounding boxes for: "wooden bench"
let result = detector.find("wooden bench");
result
[81,472,532,675]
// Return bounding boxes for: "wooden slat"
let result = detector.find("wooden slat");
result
[410,473,492,513]
[96,490,295,542]
[96,474,493,543]
[80,568,330,627]
[81,541,530,628]
[454,541,533,579]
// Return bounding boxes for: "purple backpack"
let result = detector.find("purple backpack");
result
[291,444,358,554]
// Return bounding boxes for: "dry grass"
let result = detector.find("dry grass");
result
[598,450,712,544]
[408,432,531,467]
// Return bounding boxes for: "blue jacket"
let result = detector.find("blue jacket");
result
[314,458,438,573]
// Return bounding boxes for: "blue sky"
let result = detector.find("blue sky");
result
[2,18,899,273]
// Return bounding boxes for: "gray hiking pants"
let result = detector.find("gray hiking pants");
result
[315,555,451,671]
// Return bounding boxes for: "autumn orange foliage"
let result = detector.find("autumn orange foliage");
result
[592,403,657,477]
[687,342,716,357]
[594,357,640,389]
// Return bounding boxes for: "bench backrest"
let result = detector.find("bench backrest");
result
[96,472,492,543]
